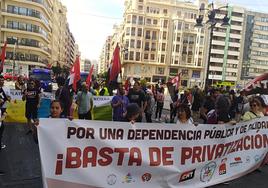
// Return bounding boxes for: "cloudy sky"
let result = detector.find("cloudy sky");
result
[60,0,268,61]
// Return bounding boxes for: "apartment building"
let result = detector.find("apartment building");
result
[118,0,208,87]
[0,0,53,75]
[99,36,112,74]
[242,11,268,83]
[207,4,245,87]
[0,0,76,76]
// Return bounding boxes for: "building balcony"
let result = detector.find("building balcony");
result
[231,16,244,22]
[1,25,50,44]
[1,10,51,33]
[209,66,222,71]
[231,25,243,31]
[210,57,223,63]
[228,42,240,48]
[228,51,240,56]
[227,59,239,64]
[211,49,224,54]
[212,40,225,46]
[229,33,241,39]
[213,31,226,37]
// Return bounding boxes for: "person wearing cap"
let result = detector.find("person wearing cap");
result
[76,82,93,120]
[125,103,141,123]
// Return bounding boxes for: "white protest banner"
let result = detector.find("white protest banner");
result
[93,96,113,107]
[38,117,268,188]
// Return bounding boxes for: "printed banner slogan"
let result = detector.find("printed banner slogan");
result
[38,117,268,188]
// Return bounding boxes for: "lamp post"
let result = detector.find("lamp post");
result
[195,3,230,89]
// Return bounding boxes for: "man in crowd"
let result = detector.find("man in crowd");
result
[127,81,147,122]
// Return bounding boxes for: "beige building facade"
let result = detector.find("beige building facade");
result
[118,0,208,87]
[0,0,53,75]
[0,0,76,76]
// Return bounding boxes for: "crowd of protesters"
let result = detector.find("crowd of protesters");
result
[0,74,268,175]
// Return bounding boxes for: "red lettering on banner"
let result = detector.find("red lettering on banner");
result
[214,144,224,159]
[244,136,251,150]
[114,148,129,165]
[83,147,97,167]
[192,146,202,164]
[66,147,82,168]
[149,147,161,166]
[149,147,174,166]
[162,147,174,165]
[98,147,113,166]
[181,147,192,165]
[128,147,142,166]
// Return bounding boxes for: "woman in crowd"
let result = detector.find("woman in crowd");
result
[176,103,193,124]
[50,100,64,118]
[15,75,26,91]
[207,95,232,124]
[242,97,264,121]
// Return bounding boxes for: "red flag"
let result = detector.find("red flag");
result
[171,73,182,90]
[0,41,7,73]
[86,64,94,87]
[109,44,121,82]
[69,56,81,92]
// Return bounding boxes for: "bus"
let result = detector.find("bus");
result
[29,68,52,92]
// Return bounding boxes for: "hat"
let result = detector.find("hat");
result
[126,103,140,119]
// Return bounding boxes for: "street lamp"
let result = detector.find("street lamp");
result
[195,3,230,88]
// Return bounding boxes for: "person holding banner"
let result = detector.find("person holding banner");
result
[111,85,129,121]
[125,103,141,123]
[76,82,93,120]
[242,97,264,121]
[176,103,193,124]
[22,79,41,135]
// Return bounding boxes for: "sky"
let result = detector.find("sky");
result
[60,0,268,61]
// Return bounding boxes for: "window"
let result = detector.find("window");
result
[151,54,155,60]
[163,20,168,28]
[162,43,166,51]
[177,36,181,42]
[160,55,165,63]
[136,52,141,61]
[132,15,137,24]
[151,43,156,51]
[145,42,150,51]
[127,15,131,23]
[145,30,150,39]
[19,7,27,15]
[146,18,151,25]
[19,23,26,30]
[152,31,157,40]
[177,22,182,30]
[137,28,142,37]
[176,44,180,52]
[139,0,144,2]
[163,31,167,40]
[136,40,141,48]
[153,19,158,25]
[138,5,143,11]
[130,39,135,48]
[138,16,144,25]
[144,53,149,60]
[126,27,130,36]
[163,9,168,15]
[129,51,134,60]
[131,27,136,36]
[157,67,165,74]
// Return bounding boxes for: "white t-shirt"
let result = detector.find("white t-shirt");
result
[0,86,10,109]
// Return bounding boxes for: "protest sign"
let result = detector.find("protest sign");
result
[38,117,268,188]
